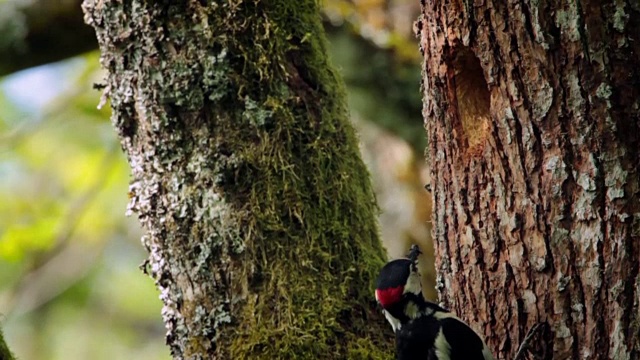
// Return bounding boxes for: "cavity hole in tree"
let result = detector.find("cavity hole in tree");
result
[451,46,490,156]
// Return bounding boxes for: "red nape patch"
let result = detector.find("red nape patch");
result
[375,286,403,308]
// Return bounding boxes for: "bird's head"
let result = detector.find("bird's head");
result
[375,245,422,321]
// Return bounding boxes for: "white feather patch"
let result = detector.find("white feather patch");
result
[402,270,422,295]
[382,309,402,332]
[433,312,495,360]
[404,301,420,319]
[434,328,451,360]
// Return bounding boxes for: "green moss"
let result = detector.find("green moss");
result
[200,0,394,358]
[88,0,394,357]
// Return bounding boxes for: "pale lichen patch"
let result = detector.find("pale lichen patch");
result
[555,3,581,42]
[612,1,629,32]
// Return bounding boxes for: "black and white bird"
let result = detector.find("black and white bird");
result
[375,246,494,360]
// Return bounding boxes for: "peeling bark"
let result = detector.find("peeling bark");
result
[83,1,392,359]
[417,0,640,359]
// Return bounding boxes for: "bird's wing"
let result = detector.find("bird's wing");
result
[439,317,492,360]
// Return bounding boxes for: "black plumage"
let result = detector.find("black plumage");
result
[395,302,489,360]
[375,246,494,360]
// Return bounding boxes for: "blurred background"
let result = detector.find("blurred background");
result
[0,0,433,358]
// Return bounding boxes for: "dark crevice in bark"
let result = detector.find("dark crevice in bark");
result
[592,151,611,359]
[503,263,516,355]
[487,17,503,86]
[463,0,477,46]
[516,296,527,350]
[488,120,509,269]
[567,242,587,360]
[558,65,589,360]
[519,0,536,43]
[511,110,531,195]
[575,2,612,349]
[504,42,535,200]
[602,2,640,353]
[573,0,591,61]
[449,184,465,314]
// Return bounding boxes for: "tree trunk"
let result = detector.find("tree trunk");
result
[417,0,640,359]
[83,1,393,359]
[0,327,15,360]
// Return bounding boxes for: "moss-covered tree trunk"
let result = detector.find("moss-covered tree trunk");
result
[83,1,393,359]
[417,0,640,359]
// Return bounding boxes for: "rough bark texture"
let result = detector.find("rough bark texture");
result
[83,1,393,359]
[416,0,640,359]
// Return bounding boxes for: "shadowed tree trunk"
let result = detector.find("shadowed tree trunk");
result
[83,1,393,359]
[417,0,640,359]
[0,327,15,360]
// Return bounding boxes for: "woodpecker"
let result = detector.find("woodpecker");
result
[375,245,494,360]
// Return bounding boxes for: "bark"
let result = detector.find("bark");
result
[0,326,15,360]
[417,0,640,359]
[83,1,393,359]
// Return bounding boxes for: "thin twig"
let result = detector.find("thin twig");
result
[513,323,544,360]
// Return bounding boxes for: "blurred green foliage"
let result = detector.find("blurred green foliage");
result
[0,1,425,358]
[0,54,169,360]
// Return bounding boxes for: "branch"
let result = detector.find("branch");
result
[0,1,426,160]
[0,0,97,76]
[513,323,544,360]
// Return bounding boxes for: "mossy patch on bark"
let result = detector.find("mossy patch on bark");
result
[84,0,394,358]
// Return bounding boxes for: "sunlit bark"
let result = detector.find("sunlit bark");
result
[418,1,640,358]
